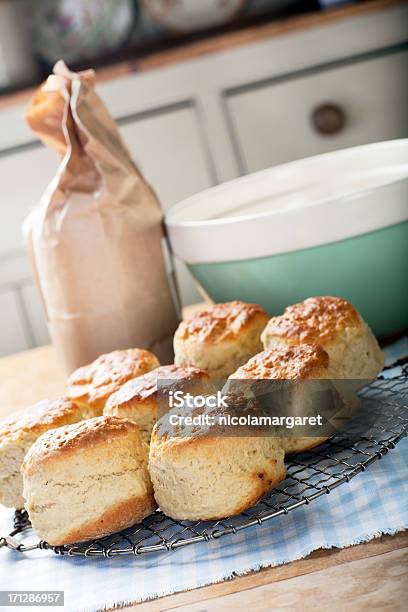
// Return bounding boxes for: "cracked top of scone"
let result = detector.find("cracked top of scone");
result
[0,399,83,448]
[229,345,330,380]
[22,416,140,472]
[175,301,269,345]
[105,365,210,410]
[65,349,160,408]
[261,297,360,346]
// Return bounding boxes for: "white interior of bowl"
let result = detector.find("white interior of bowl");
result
[165,139,408,264]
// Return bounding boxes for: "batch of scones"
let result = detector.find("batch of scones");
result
[0,296,384,545]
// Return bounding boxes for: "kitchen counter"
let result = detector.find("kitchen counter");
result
[0,343,407,611]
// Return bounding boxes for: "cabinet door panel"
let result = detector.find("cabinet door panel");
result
[0,289,29,356]
[120,105,213,210]
[120,106,214,305]
[21,282,50,347]
[0,145,57,256]
[227,51,408,172]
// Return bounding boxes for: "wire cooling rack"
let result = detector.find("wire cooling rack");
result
[2,368,408,558]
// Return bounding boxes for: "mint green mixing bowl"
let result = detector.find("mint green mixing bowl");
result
[189,222,408,338]
[166,140,408,338]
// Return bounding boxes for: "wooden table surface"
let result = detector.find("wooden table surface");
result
[0,345,407,611]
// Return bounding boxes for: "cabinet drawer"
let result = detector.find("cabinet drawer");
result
[226,50,408,172]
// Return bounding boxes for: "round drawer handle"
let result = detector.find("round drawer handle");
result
[311,103,346,136]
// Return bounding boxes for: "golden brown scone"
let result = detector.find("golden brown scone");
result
[261,296,384,381]
[104,365,211,444]
[231,344,330,380]
[0,399,93,509]
[174,301,269,379]
[229,345,336,454]
[22,416,156,545]
[149,408,286,521]
[66,348,160,413]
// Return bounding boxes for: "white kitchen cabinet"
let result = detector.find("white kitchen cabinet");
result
[120,104,214,210]
[226,50,408,172]
[20,281,50,347]
[0,144,57,257]
[0,3,407,356]
[120,105,214,306]
[0,288,29,356]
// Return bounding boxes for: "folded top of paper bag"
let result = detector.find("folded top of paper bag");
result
[24,61,179,373]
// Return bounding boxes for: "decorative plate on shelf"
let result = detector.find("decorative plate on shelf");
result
[141,0,246,33]
[26,0,135,65]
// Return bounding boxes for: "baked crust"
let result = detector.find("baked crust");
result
[175,301,269,345]
[230,345,330,380]
[261,296,360,347]
[22,416,140,472]
[149,432,286,521]
[0,399,84,448]
[230,460,287,519]
[105,365,210,410]
[53,495,157,545]
[65,348,160,410]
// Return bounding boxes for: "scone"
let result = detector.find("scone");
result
[0,399,92,509]
[66,348,160,413]
[174,301,269,379]
[229,345,346,454]
[104,365,211,444]
[22,416,156,545]
[149,402,286,521]
[261,296,383,381]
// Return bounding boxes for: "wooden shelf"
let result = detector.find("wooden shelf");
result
[0,0,404,111]
[132,0,405,72]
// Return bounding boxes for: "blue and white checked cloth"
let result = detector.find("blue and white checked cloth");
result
[0,340,407,612]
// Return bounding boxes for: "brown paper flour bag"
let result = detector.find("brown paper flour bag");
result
[24,61,179,372]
